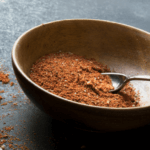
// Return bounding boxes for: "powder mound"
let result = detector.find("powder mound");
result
[30,52,140,108]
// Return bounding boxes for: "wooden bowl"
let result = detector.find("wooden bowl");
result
[12,19,150,132]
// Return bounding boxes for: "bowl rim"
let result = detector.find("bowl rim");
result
[12,19,150,110]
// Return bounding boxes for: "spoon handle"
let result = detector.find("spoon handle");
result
[128,75,150,81]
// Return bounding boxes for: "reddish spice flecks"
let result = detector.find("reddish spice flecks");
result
[0,133,2,139]
[29,52,140,108]
[10,82,14,86]
[0,90,4,93]
[4,126,14,131]
[13,102,18,106]
[3,135,8,138]
[0,96,2,100]
[9,144,13,148]
[0,126,29,149]
[12,95,16,98]
[1,102,7,106]
[0,72,10,84]
[0,139,6,145]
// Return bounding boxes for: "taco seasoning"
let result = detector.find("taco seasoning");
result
[30,52,140,108]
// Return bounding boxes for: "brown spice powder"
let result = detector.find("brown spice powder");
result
[0,90,4,93]
[0,68,30,149]
[10,82,14,86]
[1,102,7,106]
[0,72,10,84]
[8,144,13,148]
[4,126,14,131]
[30,52,140,108]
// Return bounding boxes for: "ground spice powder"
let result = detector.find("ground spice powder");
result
[0,70,30,149]
[30,52,140,108]
[0,72,10,84]
[0,126,29,150]
[0,96,2,100]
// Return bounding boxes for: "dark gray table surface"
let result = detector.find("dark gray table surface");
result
[0,0,150,149]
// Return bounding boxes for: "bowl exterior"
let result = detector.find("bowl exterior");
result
[12,19,150,132]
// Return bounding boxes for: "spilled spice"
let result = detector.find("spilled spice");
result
[9,144,13,148]
[0,126,29,150]
[1,102,7,106]
[30,52,140,108]
[10,82,14,86]
[13,102,18,106]
[12,95,16,98]
[4,126,14,131]
[0,69,30,149]
[0,90,4,93]
[0,72,10,84]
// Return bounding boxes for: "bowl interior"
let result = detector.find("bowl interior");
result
[13,19,150,106]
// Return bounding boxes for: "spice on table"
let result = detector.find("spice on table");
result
[3,135,8,138]
[0,90,4,93]
[0,125,29,149]
[10,82,14,86]
[0,72,10,84]
[4,126,14,131]
[1,102,7,106]
[12,95,16,98]
[30,52,140,108]
[0,68,31,149]
[13,102,18,106]
[8,144,13,148]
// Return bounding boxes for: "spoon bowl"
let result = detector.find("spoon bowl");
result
[102,73,150,92]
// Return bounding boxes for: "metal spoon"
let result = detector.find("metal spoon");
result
[101,72,150,93]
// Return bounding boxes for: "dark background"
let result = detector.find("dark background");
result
[0,0,150,149]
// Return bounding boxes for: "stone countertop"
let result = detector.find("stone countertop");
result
[0,0,150,149]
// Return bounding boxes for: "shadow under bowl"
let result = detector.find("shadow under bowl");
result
[12,19,150,132]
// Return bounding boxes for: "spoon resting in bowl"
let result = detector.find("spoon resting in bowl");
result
[101,72,150,93]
